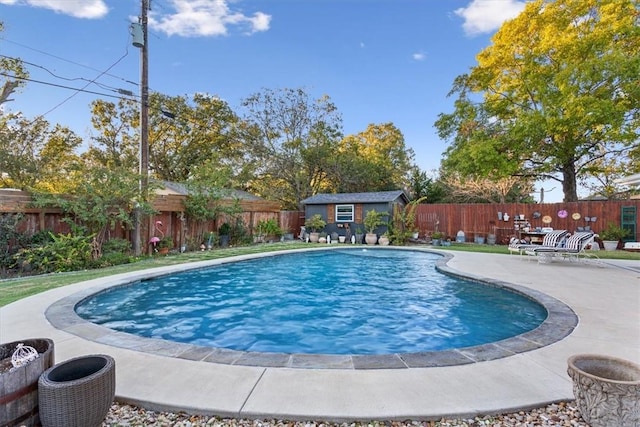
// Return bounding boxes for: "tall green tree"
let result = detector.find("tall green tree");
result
[435,0,640,202]
[85,98,139,170]
[148,93,244,183]
[87,93,244,184]
[240,88,343,209]
[333,123,415,193]
[0,114,82,191]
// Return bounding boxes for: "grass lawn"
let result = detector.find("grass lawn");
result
[1,241,638,307]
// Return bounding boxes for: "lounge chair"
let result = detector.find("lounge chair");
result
[508,230,568,256]
[526,231,599,263]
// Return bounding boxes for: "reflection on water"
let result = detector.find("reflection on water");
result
[76,249,546,355]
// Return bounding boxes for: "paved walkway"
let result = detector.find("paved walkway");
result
[1,248,639,422]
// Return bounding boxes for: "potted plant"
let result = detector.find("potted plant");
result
[389,196,427,245]
[255,218,283,243]
[157,236,173,254]
[304,214,326,243]
[431,231,443,246]
[363,209,385,245]
[599,223,629,251]
[354,227,364,244]
[378,233,390,246]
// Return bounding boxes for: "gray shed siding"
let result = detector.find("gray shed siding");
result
[301,191,409,238]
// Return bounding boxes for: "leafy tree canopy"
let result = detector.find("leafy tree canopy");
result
[332,123,415,194]
[0,114,82,191]
[240,87,343,209]
[435,0,640,202]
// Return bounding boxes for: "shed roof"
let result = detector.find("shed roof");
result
[156,181,263,200]
[301,190,409,205]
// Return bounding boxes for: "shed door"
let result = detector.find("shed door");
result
[621,206,636,242]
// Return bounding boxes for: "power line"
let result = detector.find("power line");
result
[0,54,131,95]
[0,72,134,101]
[0,36,139,88]
[33,49,131,120]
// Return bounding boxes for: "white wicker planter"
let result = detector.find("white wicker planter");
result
[567,354,640,427]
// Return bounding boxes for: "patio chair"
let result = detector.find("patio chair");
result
[508,230,568,256]
[526,231,599,264]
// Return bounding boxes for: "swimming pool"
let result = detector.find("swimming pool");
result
[76,248,547,355]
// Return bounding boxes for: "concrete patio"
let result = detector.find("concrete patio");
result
[1,249,638,422]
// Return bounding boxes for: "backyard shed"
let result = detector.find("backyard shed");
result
[300,190,409,237]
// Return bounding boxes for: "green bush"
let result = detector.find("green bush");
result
[102,238,132,254]
[95,238,134,267]
[230,218,251,245]
[256,218,283,237]
[15,233,93,274]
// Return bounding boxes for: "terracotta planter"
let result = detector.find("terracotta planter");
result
[0,338,55,427]
[378,236,390,246]
[309,232,320,243]
[365,233,378,245]
[567,354,640,427]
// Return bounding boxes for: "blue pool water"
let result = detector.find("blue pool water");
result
[76,249,547,355]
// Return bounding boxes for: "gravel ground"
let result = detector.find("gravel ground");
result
[101,401,590,426]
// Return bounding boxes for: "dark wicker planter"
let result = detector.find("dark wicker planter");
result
[38,354,115,427]
[0,338,55,427]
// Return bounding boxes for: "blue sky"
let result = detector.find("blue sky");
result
[1,0,563,200]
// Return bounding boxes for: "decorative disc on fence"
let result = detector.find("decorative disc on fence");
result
[11,343,39,368]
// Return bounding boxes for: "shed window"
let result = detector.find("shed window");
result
[336,204,354,222]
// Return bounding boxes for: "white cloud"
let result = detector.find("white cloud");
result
[0,0,108,19]
[148,0,271,37]
[455,0,526,36]
[412,52,426,61]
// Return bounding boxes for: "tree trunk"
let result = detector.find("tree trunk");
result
[561,163,579,202]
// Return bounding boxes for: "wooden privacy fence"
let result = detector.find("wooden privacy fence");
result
[414,200,640,244]
[2,189,637,247]
[0,190,305,252]
[151,194,303,251]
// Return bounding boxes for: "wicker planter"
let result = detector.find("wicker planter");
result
[0,338,55,427]
[567,354,640,427]
[38,354,115,427]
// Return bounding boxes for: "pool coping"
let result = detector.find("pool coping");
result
[44,246,578,370]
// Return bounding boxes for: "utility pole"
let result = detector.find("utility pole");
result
[132,0,149,256]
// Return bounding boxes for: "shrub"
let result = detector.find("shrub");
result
[96,238,134,267]
[256,218,283,237]
[15,233,93,274]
